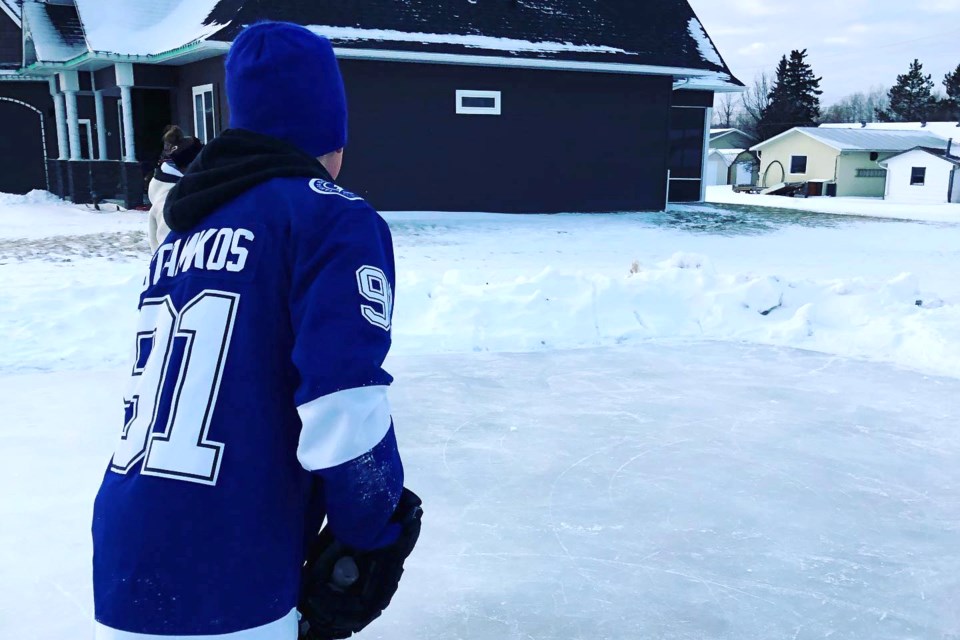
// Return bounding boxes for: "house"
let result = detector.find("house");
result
[750,127,950,197]
[706,129,758,187]
[709,128,756,150]
[879,145,960,204]
[6,0,742,212]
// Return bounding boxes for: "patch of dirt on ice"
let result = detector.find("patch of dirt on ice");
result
[0,231,150,263]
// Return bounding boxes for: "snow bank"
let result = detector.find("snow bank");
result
[707,185,960,222]
[0,193,146,240]
[392,254,960,377]
[3,252,958,379]
[0,190,63,206]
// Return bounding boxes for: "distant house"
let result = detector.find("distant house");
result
[709,128,756,150]
[706,128,758,187]
[879,146,960,204]
[750,127,950,197]
[2,0,743,212]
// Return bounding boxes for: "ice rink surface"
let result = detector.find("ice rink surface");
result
[3,342,957,639]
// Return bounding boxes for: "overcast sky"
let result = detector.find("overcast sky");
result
[688,0,960,105]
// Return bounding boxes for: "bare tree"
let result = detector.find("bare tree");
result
[822,87,890,123]
[713,93,738,128]
[739,72,772,138]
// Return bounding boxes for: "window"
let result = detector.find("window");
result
[456,90,501,115]
[856,168,886,178]
[790,155,808,174]
[910,167,926,186]
[78,119,94,160]
[192,84,217,143]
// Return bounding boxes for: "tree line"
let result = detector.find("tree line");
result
[715,52,960,141]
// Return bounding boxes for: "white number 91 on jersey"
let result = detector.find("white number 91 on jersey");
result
[356,266,392,331]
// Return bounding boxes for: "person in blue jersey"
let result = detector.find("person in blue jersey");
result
[92,22,422,640]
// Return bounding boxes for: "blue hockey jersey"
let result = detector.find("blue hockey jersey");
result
[92,130,404,639]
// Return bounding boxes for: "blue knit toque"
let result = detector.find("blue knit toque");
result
[226,22,347,157]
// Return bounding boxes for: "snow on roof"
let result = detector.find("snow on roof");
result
[22,2,87,63]
[879,147,960,167]
[710,128,754,140]
[710,148,753,166]
[819,121,960,142]
[754,127,950,153]
[804,127,950,152]
[687,18,723,67]
[73,0,226,56]
[206,0,741,82]
[308,26,631,55]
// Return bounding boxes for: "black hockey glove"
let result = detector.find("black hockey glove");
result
[299,488,423,640]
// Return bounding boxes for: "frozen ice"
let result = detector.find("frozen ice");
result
[2,344,959,638]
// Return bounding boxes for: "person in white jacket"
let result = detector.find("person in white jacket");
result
[147,135,203,252]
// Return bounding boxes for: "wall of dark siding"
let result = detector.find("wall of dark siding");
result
[176,57,229,140]
[339,59,672,212]
[0,81,55,193]
[0,14,20,67]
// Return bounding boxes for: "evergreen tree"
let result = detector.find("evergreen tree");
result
[944,63,960,118]
[758,49,823,139]
[877,59,937,122]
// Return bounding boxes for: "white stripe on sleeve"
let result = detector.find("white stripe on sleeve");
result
[95,608,297,639]
[296,385,392,471]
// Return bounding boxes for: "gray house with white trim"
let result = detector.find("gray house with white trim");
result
[4,0,742,212]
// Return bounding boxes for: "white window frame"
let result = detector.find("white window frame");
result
[77,118,95,160]
[456,90,501,116]
[192,84,217,143]
[910,166,926,187]
[789,155,808,175]
[117,101,125,160]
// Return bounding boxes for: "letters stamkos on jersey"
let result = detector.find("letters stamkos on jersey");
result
[147,227,257,289]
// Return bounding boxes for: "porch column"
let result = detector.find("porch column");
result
[94,90,108,160]
[700,106,713,202]
[49,77,68,160]
[115,63,136,162]
[60,71,81,161]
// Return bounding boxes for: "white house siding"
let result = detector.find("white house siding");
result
[883,150,956,204]
[953,169,960,203]
[706,153,728,186]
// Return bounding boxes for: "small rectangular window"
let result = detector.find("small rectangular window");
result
[790,155,807,174]
[456,90,501,115]
[192,84,217,143]
[856,169,886,178]
[910,167,926,186]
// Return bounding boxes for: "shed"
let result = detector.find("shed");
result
[4,0,742,211]
[879,146,960,204]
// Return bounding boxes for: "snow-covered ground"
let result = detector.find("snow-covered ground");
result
[707,185,960,223]
[2,192,959,639]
